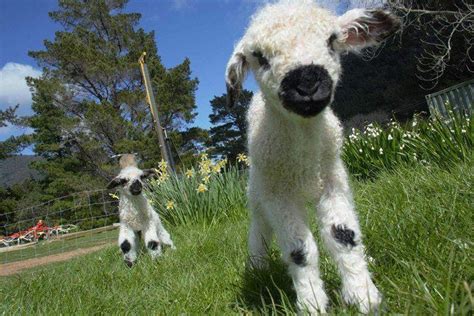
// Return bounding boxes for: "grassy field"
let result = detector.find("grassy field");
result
[0,229,118,264]
[1,160,472,314]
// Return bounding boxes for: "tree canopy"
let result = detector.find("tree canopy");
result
[207,90,252,162]
[24,0,200,197]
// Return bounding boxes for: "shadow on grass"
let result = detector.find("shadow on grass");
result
[232,247,361,314]
[233,251,297,314]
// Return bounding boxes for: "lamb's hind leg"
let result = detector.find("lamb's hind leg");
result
[143,221,162,259]
[263,198,328,314]
[318,157,381,313]
[145,211,175,260]
[119,225,139,267]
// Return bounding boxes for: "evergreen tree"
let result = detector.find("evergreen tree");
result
[0,106,31,159]
[208,90,252,162]
[26,0,200,196]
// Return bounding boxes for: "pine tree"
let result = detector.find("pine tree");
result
[208,90,252,162]
[26,0,200,196]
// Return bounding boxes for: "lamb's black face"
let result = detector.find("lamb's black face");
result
[278,65,333,118]
[107,168,157,196]
[129,179,142,196]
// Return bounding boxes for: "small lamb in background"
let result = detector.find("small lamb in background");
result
[108,154,174,267]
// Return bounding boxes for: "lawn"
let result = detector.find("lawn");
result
[0,229,118,264]
[1,160,472,315]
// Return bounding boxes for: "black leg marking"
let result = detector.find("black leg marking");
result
[331,224,356,247]
[120,240,131,253]
[147,240,159,250]
[290,248,307,266]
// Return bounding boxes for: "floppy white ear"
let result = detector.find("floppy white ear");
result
[334,8,400,52]
[225,42,249,108]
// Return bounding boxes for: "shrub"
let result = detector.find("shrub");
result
[146,154,248,226]
[343,104,473,178]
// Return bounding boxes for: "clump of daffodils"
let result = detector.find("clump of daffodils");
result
[153,160,170,184]
[191,153,229,193]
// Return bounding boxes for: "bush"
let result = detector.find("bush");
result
[146,155,248,226]
[343,105,473,178]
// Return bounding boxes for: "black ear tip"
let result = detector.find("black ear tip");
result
[370,9,401,28]
[226,94,235,109]
[226,82,239,110]
[365,9,401,40]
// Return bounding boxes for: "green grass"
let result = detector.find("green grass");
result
[1,161,472,314]
[0,229,118,264]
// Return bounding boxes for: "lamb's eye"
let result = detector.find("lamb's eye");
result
[327,33,339,52]
[252,51,270,69]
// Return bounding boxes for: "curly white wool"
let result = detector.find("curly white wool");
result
[226,1,399,314]
[112,165,174,266]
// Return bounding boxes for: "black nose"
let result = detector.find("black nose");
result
[279,65,333,117]
[130,180,142,195]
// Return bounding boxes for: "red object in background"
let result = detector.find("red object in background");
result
[3,220,57,243]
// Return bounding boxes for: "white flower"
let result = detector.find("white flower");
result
[388,134,393,141]
[379,148,384,155]
[359,148,363,153]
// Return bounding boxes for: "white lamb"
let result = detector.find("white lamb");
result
[107,154,174,267]
[225,1,399,314]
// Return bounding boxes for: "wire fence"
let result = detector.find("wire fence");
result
[0,189,119,265]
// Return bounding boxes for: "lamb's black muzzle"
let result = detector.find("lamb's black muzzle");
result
[279,65,333,117]
[130,180,142,195]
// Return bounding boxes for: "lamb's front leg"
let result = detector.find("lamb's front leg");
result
[118,225,139,267]
[318,157,381,313]
[248,196,273,269]
[263,198,328,314]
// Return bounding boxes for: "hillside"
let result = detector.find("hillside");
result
[0,155,42,187]
[1,161,472,314]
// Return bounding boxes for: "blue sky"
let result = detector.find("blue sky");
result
[0,0,353,150]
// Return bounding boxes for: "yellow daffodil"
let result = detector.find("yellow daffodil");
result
[212,164,222,174]
[237,153,247,163]
[158,160,168,170]
[196,183,208,193]
[185,169,195,178]
[166,200,175,210]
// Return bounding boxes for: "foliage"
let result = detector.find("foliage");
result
[343,105,473,178]
[0,106,17,128]
[208,90,252,162]
[1,160,472,314]
[146,154,248,226]
[0,106,31,159]
[7,0,201,208]
[334,0,472,121]
[386,0,473,89]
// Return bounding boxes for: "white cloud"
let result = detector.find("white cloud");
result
[0,62,42,116]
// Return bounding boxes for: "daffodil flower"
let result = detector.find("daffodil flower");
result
[197,183,208,193]
[166,201,175,210]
